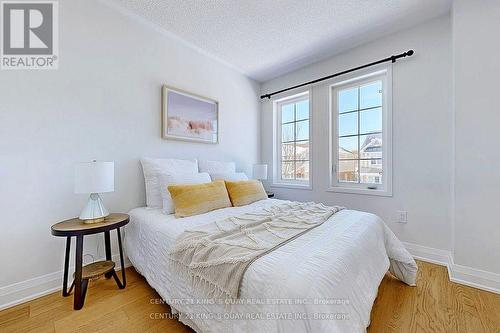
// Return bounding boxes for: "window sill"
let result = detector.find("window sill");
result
[327,186,392,197]
[271,183,312,190]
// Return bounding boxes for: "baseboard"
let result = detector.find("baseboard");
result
[402,242,452,266]
[449,262,500,294]
[403,242,500,295]
[0,254,131,311]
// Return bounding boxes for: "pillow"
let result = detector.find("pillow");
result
[210,172,248,181]
[159,172,212,214]
[198,160,236,174]
[140,158,198,208]
[168,180,232,218]
[225,180,267,207]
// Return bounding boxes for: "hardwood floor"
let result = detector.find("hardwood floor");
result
[1,261,498,333]
[369,261,500,333]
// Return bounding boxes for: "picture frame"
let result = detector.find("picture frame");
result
[161,85,219,144]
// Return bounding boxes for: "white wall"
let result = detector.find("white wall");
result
[260,16,453,252]
[0,0,260,302]
[452,0,500,274]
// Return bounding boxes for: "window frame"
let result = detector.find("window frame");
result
[328,66,392,197]
[272,90,312,190]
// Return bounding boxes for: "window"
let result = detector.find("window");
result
[274,92,311,188]
[330,69,392,196]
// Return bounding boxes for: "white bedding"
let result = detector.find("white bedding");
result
[125,199,416,333]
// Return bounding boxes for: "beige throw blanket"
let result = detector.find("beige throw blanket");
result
[169,201,344,299]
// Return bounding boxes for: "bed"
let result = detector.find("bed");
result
[125,198,417,333]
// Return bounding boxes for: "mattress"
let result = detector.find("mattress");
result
[125,199,416,333]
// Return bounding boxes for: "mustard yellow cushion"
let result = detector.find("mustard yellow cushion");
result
[225,180,267,207]
[168,180,231,217]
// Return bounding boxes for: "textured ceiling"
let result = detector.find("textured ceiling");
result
[107,0,452,82]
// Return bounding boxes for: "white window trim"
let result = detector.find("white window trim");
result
[328,65,393,197]
[272,90,313,190]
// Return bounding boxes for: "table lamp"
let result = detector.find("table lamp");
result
[75,161,114,224]
[253,164,268,181]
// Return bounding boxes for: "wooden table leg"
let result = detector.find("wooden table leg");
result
[116,227,126,288]
[62,236,71,297]
[110,228,126,289]
[74,235,86,310]
[104,231,112,279]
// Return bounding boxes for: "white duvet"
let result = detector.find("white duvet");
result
[125,199,417,333]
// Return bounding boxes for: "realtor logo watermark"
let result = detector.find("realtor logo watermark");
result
[1,1,58,69]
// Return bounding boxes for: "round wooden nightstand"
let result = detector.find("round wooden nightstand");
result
[51,213,129,310]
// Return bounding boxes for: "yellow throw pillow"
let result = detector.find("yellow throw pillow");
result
[168,180,232,217]
[225,180,268,207]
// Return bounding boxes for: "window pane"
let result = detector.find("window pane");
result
[281,162,295,180]
[296,161,309,180]
[339,112,358,136]
[281,103,294,123]
[360,160,383,184]
[339,87,358,113]
[360,107,382,134]
[360,81,382,109]
[295,141,309,160]
[296,100,309,121]
[339,136,358,159]
[360,133,382,159]
[338,160,358,183]
[281,142,294,161]
[282,123,294,142]
[295,120,309,141]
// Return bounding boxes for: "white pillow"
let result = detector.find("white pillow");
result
[140,158,198,208]
[159,172,212,214]
[198,160,236,174]
[210,172,248,181]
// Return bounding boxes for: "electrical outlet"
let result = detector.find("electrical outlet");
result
[397,211,408,223]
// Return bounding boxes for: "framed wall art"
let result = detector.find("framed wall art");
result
[161,85,219,143]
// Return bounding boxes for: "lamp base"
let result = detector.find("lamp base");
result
[79,193,109,224]
[80,217,106,224]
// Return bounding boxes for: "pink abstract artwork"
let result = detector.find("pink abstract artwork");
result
[163,88,218,143]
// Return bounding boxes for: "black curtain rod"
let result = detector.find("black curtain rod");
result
[260,49,414,99]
